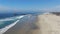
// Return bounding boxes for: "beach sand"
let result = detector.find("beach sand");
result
[4,15,40,34]
[4,14,60,34]
[38,14,60,34]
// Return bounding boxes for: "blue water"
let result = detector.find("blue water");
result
[0,20,16,29]
[0,11,44,29]
[0,15,19,29]
[0,11,44,19]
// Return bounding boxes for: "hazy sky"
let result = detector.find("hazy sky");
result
[0,0,60,11]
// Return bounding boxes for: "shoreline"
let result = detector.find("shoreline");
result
[4,15,38,34]
[0,16,24,34]
[3,13,60,34]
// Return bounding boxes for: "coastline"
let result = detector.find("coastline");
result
[3,13,60,34]
[4,15,38,34]
[0,16,24,34]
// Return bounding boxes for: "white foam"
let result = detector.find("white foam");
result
[0,17,16,21]
[0,16,24,34]
[0,19,14,21]
[43,12,50,14]
[0,16,24,21]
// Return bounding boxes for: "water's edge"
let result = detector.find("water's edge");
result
[0,16,24,34]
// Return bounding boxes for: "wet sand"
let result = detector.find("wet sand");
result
[4,15,40,34]
[4,14,60,34]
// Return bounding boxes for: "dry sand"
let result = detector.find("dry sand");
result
[37,14,60,34]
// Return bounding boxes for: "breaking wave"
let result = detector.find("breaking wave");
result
[0,15,24,34]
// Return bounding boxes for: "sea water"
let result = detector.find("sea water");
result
[0,11,45,34]
[0,15,24,34]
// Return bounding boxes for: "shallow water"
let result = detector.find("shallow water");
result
[0,20,16,29]
[4,15,39,34]
[0,15,24,34]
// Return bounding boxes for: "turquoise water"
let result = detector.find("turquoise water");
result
[0,15,24,34]
[0,16,18,29]
[0,20,16,29]
[0,12,44,29]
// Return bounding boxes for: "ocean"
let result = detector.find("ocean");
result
[0,11,45,34]
[0,15,24,34]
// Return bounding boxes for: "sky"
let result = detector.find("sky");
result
[0,0,60,12]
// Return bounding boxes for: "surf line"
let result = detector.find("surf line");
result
[0,16,24,34]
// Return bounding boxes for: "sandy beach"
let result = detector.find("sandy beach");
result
[37,14,60,34]
[4,14,60,34]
